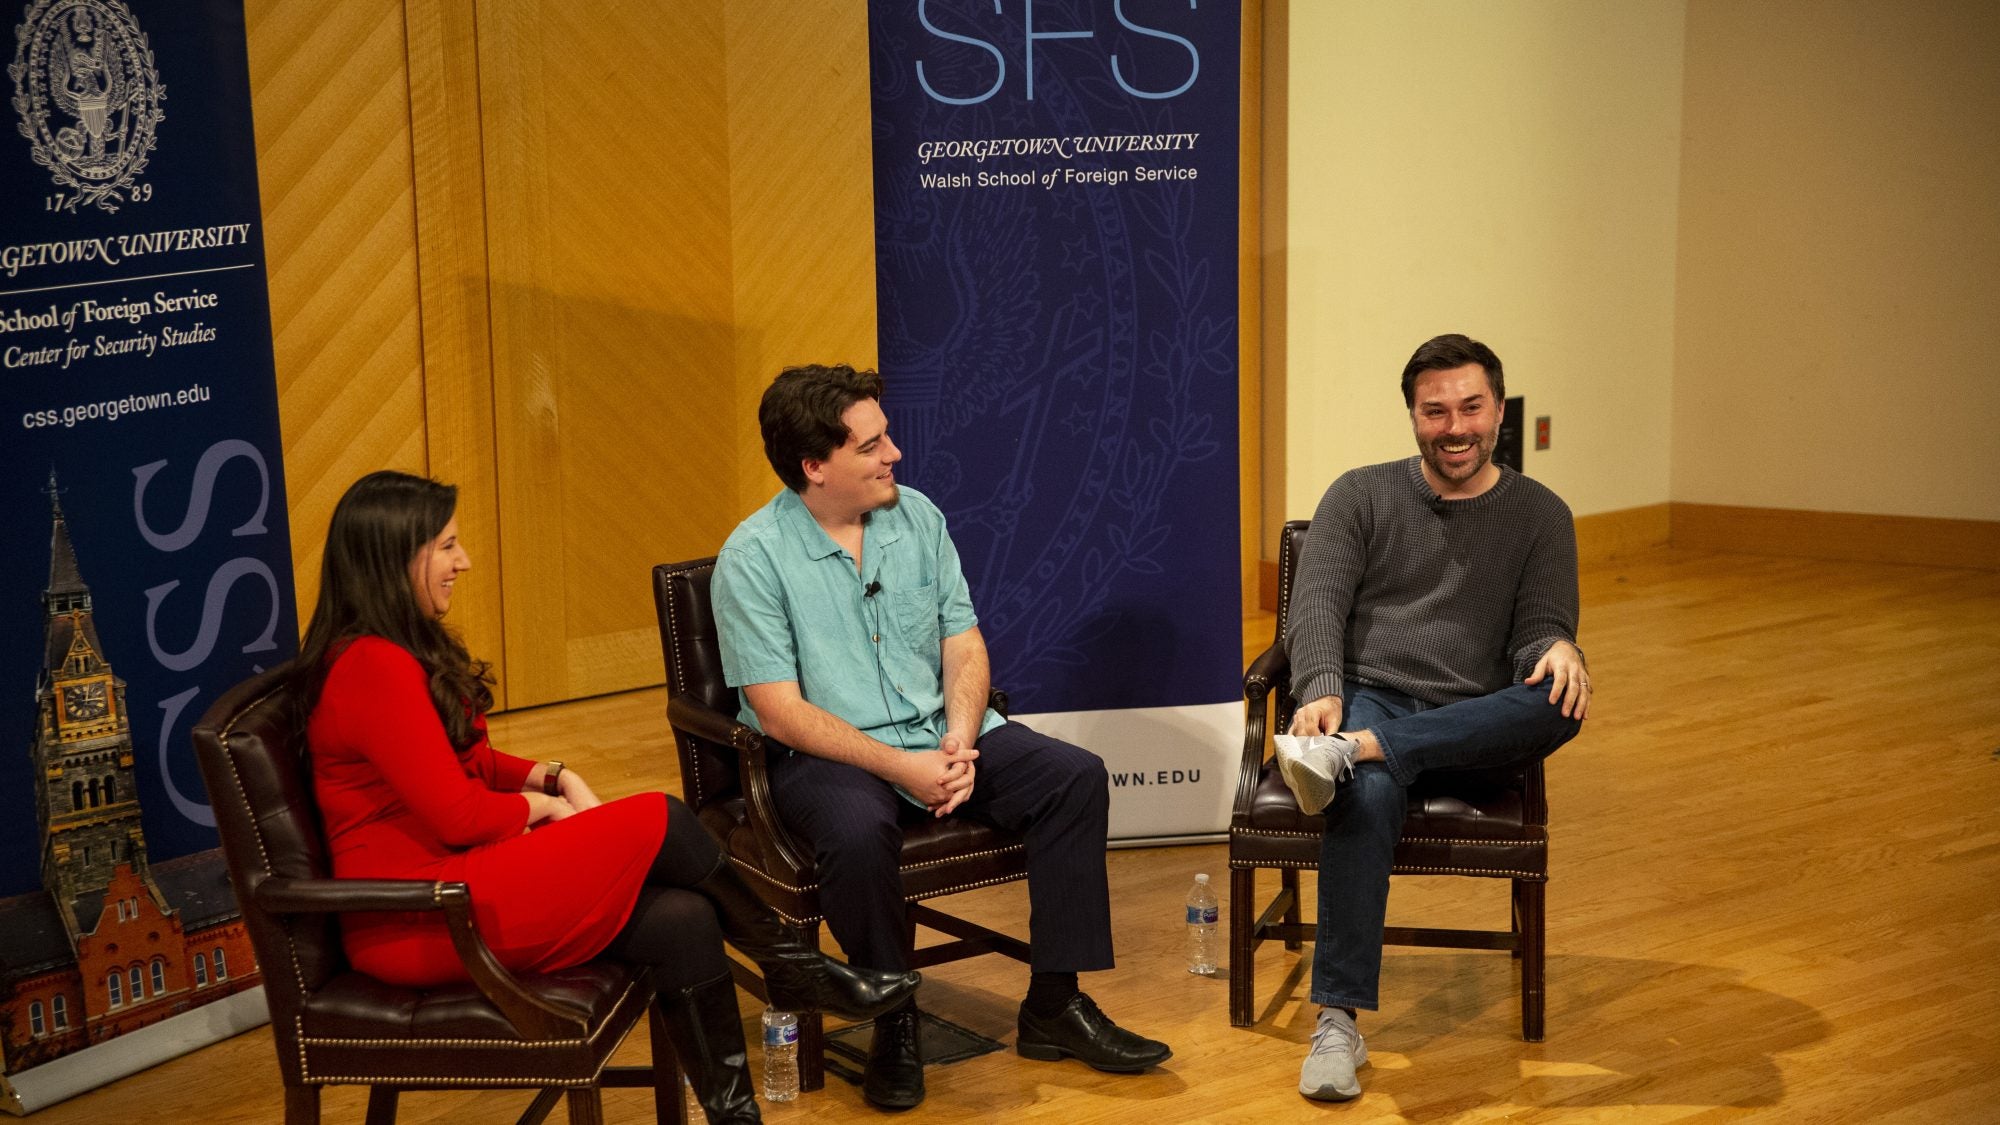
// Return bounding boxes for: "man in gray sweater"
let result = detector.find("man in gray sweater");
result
[1279,334,1589,1102]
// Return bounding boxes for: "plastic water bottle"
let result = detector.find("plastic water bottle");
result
[760,1006,799,1102]
[1186,873,1219,975]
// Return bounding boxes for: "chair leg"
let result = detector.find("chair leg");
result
[564,1088,606,1125]
[800,1009,826,1093]
[1511,878,1524,959]
[802,921,826,1092]
[283,1086,321,1125]
[363,1087,397,1125]
[1280,868,1302,951]
[1516,879,1546,1042]
[1229,867,1256,1027]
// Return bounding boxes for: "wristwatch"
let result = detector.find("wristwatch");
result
[542,760,565,796]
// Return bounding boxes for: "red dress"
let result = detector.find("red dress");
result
[309,636,666,987]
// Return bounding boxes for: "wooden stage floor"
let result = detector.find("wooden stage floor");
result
[32,545,2000,1123]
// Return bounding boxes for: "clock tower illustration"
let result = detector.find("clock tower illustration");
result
[0,478,261,1076]
[32,477,158,940]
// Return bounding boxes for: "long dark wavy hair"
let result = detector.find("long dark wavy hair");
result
[293,471,494,751]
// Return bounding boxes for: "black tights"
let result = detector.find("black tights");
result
[600,795,731,992]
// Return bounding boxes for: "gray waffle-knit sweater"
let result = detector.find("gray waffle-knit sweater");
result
[1286,457,1579,708]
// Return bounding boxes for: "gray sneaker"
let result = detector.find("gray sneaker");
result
[1274,735,1360,814]
[1299,1006,1367,1101]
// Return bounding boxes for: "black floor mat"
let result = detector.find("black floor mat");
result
[822,1010,1007,1084]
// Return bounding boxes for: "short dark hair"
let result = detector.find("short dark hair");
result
[759,364,886,491]
[1400,334,1504,408]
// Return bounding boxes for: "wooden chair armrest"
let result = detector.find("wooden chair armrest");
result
[735,736,816,877]
[1235,644,1291,826]
[253,876,445,915]
[253,877,583,1040]
[668,694,815,876]
[1243,643,1288,701]
[668,693,761,754]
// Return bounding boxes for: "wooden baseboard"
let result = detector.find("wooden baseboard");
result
[1253,500,1994,609]
[1670,503,2000,571]
[1576,503,1672,565]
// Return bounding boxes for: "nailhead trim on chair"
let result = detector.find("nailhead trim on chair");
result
[1228,856,1546,881]
[306,1073,594,1089]
[1229,830,1546,881]
[661,568,714,806]
[296,977,639,1082]
[217,686,319,1021]
[302,1035,590,1049]
[1232,828,1546,851]
[899,843,1027,874]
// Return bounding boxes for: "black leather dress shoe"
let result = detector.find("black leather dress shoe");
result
[692,853,922,1022]
[764,954,922,1023]
[863,1003,925,1110]
[1016,993,1172,1073]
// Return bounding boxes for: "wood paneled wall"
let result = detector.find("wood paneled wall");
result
[253,1,1264,708]
[246,0,428,640]
[723,2,883,518]
[477,0,739,706]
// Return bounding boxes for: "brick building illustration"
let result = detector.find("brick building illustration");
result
[0,481,259,1075]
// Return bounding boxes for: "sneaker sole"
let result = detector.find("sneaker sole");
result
[1299,1054,1367,1100]
[1276,751,1336,813]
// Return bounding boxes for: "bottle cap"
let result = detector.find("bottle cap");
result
[1195,873,1209,883]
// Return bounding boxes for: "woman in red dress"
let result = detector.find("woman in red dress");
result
[295,471,918,1123]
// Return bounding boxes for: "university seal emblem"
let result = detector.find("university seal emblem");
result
[10,0,164,213]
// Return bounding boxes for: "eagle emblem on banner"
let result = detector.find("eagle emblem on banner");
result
[9,0,165,213]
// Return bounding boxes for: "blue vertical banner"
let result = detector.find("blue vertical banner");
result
[1,0,291,1103]
[868,0,1241,838]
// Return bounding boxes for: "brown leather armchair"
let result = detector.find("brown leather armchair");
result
[652,558,1032,1090]
[1231,520,1550,1040]
[191,665,682,1125]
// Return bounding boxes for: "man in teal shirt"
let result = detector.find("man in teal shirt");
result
[713,364,1171,1110]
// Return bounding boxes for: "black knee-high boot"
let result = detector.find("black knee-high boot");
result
[659,972,760,1124]
[691,852,921,1020]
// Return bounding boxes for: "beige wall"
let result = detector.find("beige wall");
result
[1280,1,1687,523]
[1673,0,2000,520]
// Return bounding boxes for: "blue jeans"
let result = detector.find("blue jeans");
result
[1310,681,1580,1010]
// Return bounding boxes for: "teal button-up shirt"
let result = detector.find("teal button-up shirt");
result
[712,486,1003,755]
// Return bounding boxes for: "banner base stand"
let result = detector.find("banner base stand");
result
[1110,832,1227,849]
[1016,700,1242,838]
[0,986,269,1116]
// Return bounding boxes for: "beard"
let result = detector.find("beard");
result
[861,483,902,521]
[1421,431,1496,485]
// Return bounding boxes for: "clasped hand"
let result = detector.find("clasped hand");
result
[900,734,979,817]
[525,767,603,829]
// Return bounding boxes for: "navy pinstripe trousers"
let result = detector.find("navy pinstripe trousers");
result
[767,721,1115,975]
